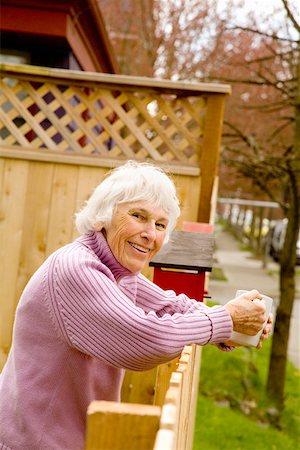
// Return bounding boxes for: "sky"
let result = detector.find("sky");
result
[217,0,299,36]
[218,0,298,15]
[217,0,298,18]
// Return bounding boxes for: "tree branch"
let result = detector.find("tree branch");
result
[225,25,298,43]
[281,0,300,33]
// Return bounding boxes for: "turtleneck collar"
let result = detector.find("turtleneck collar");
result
[76,231,135,282]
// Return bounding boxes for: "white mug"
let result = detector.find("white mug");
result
[230,290,273,347]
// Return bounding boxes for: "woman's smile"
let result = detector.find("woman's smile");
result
[128,241,151,253]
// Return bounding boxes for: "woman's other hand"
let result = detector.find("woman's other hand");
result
[256,313,273,349]
[225,289,266,336]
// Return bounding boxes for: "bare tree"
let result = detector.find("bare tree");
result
[208,1,300,412]
[99,0,164,77]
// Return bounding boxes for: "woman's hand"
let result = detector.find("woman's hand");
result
[223,313,273,348]
[224,289,266,336]
[255,313,273,349]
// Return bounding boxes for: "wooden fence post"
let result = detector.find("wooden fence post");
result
[198,94,227,223]
[85,401,161,450]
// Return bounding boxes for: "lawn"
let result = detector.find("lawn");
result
[193,336,300,450]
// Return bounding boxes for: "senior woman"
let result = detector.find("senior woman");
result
[0,160,271,450]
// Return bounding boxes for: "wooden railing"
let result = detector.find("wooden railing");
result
[217,198,282,261]
[85,344,201,450]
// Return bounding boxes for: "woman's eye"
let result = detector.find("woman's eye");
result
[156,222,166,230]
[131,212,144,220]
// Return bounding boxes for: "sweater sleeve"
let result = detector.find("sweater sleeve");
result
[136,274,235,353]
[136,273,211,315]
[47,247,232,371]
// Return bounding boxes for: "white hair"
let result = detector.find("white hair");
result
[75,160,181,242]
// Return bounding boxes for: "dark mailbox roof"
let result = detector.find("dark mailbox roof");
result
[149,231,214,272]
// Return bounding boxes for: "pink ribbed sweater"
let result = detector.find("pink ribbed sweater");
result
[0,232,232,450]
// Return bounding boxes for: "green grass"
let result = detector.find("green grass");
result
[193,336,300,450]
[210,266,228,282]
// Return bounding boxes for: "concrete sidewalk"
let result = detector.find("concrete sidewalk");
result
[208,225,300,369]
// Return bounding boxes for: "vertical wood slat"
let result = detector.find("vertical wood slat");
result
[46,164,79,256]
[154,375,182,450]
[153,358,179,407]
[198,94,227,223]
[176,352,192,450]
[85,401,161,450]
[0,159,29,356]
[184,345,202,450]
[121,367,157,405]
[175,345,200,450]
[173,173,202,228]
[14,162,54,304]
[154,344,202,450]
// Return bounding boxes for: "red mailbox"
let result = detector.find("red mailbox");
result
[149,230,214,302]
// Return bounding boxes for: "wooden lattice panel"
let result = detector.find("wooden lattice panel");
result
[0,75,206,165]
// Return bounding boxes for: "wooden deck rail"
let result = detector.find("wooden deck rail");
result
[85,344,201,450]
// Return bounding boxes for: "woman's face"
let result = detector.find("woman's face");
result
[104,200,169,273]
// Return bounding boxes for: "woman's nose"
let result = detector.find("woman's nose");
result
[141,222,156,240]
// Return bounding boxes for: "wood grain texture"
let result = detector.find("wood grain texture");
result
[85,401,161,450]
[149,231,214,271]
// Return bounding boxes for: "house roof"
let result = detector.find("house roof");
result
[0,0,119,73]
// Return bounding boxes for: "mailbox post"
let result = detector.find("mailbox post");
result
[149,230,214,302]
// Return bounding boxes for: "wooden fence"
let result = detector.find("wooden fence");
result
[85,344,202,450]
